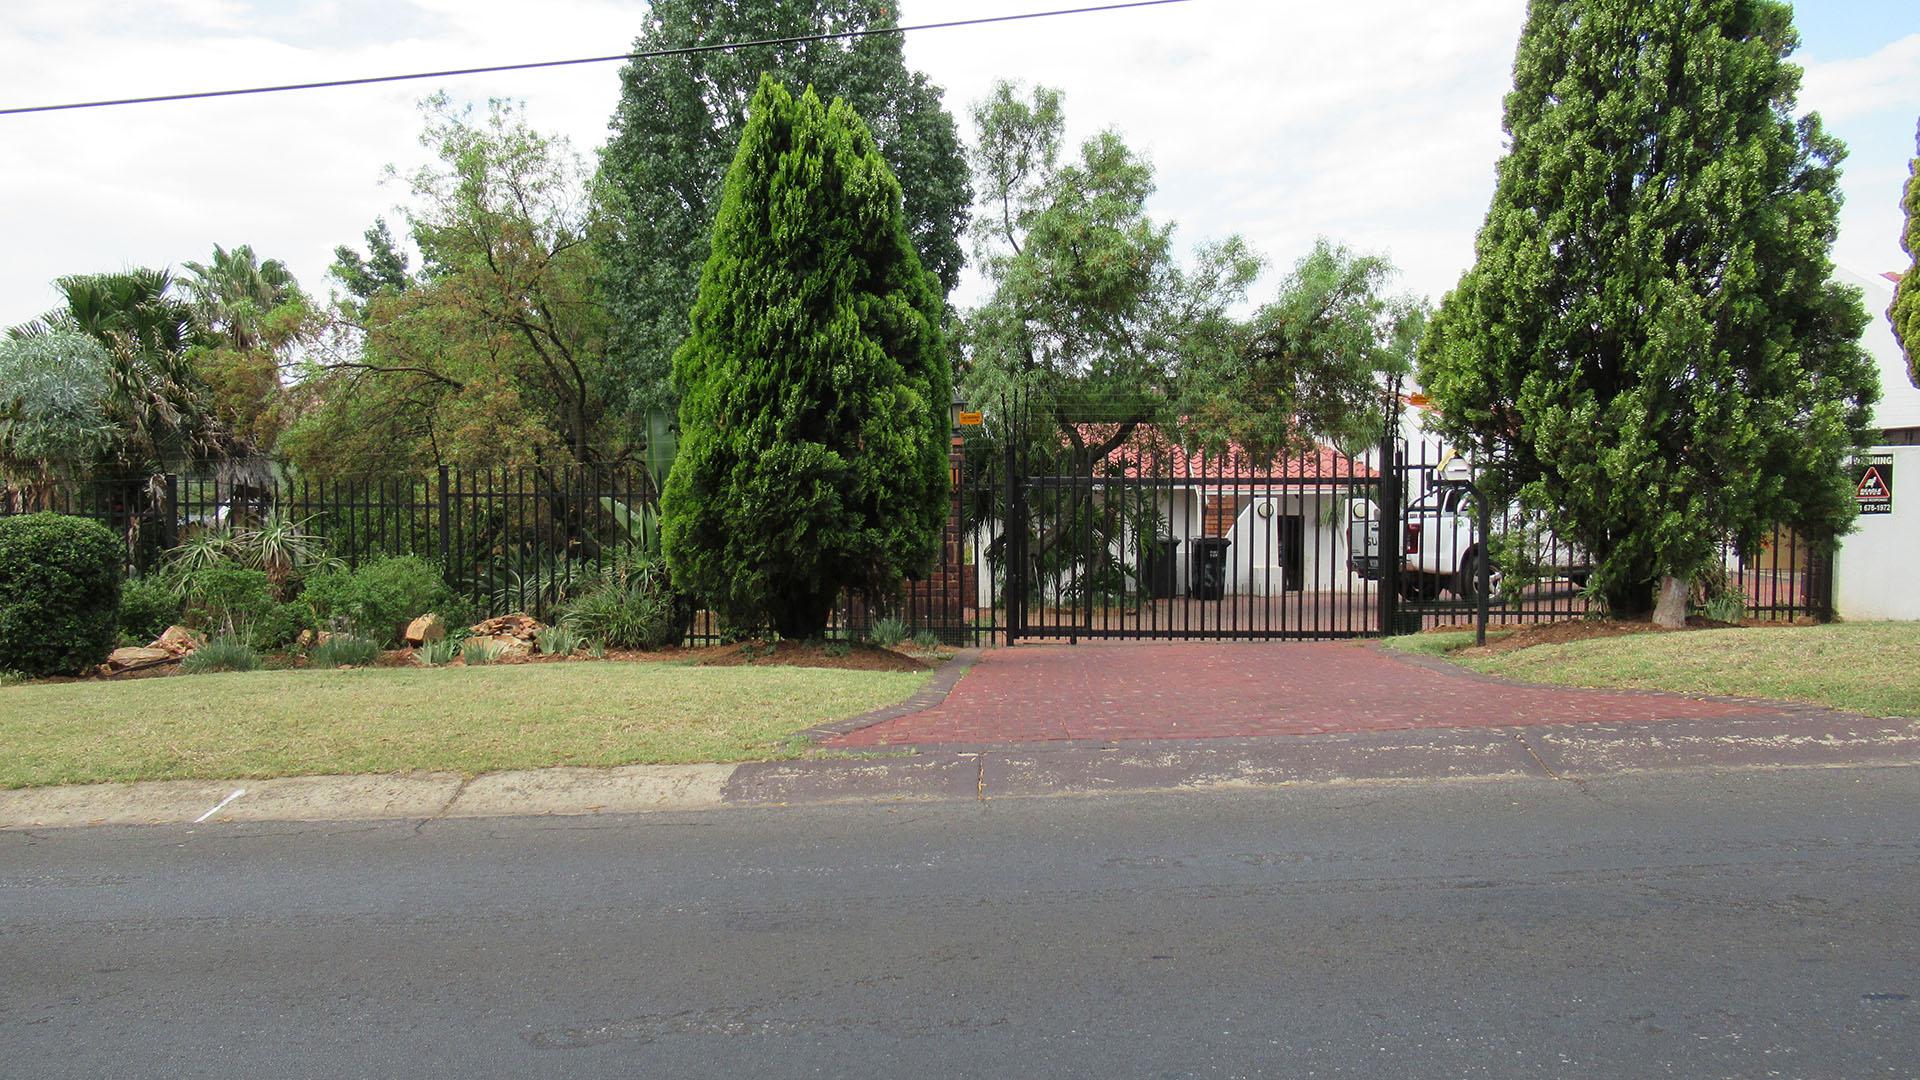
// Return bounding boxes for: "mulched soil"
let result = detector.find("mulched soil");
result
[694,640,934,672]
[1442,615,1762,657]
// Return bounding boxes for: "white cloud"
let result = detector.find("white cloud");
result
[0,0,1910,332]
[1801,33,1920,122]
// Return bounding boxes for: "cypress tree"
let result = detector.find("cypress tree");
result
[662,77,951,639]
[1421,0,1880,621]
[1893,119,1920,388]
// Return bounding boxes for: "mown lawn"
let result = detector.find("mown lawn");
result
[0,662,930,789]
[1392,622,1919,718]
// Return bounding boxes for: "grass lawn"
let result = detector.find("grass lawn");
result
[0,662,930,789]
[1391,622,1919,718]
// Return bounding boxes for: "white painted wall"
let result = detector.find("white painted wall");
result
[1835,445,1920,621]
[1831,269,1919,622]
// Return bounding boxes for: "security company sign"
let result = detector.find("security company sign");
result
[1855,453,1893,515]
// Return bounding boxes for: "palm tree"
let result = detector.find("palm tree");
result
[180,244,304,353]
[9,269,236,473]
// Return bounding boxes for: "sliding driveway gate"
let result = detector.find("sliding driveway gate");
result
[997,426,1395,643]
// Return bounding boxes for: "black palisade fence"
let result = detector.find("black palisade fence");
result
[2,447,998,647]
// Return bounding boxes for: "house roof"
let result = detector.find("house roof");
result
[1070,424,1378,482]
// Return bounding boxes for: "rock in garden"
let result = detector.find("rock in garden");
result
[466,613,544,643]
[405,614,446,646]
[106,646,175,672]
[151,625,205,658]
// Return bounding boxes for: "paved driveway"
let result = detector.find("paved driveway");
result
[827,641,1786,748]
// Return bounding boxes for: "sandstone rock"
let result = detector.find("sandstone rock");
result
[151,625,205,658]
[475,634,534,659]
[106,646,174,672]
[405,614,446,647]
[466,613,544,643]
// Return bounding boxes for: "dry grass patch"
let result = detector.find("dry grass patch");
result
[0,661,929,789]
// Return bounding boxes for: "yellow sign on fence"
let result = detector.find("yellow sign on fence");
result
[956,411,984,427]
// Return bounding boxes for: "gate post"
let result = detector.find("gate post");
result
[1004,431,1022,645]
[159,473,180,553]
[1376,434,1400,637]
[437,464,452,577]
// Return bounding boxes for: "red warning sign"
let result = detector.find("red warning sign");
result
[1856,454,1893,515]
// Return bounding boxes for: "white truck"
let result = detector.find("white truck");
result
[1347,484,1590,602]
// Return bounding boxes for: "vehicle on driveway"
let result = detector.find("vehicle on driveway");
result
[1347,485,1590,602]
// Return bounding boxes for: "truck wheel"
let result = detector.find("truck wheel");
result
[1455,549,1495,603]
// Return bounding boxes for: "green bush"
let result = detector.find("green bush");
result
[301,555,457,646]
[557,559,683,650]
[118,576,181,645]
[177,564,276,638]
[0,512,122,677]
[251,602,317,652]
[309,633,380,668]
[868,617,908,648]
[180,633,262,674]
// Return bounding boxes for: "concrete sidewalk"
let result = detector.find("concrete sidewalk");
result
[5,708,1918,829]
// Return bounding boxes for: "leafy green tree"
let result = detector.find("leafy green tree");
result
[1188,240,1423,458]
[662,78,950,639]
[1893,118,1920,388]
[964,82,1413,459]
[329,219,413,320]
[289,96,615,476]
[1421,0,1879,624]
[598,0,969,419]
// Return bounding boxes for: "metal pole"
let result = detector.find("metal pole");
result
[1473,481,1490,648]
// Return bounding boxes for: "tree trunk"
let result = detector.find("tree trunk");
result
[1652,574,1689,629]
[1602,578,1657,619]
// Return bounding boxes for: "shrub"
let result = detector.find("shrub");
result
[301,555,457,646]
[558,559,683,650]
[118,575,182,644]
[1703,593,1747,625]
[309,633,380,668]
[868,617,908,648]
[535,624,581,657]
[250,601,317,652]
[0,512,122,677]
[177,564,276,638]
[912,630,940,651]
[414,638,459,667]
[462,638,503,666]
[181,633,263,674]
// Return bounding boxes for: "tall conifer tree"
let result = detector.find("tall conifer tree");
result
[662,78,950,639]
[1421,0,1879,621]
[598,0,968,420]
[1892,119,1920,388]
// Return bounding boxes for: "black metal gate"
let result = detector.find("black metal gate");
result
[995,422,1392,643]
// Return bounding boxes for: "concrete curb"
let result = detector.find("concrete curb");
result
[797,649,979,742]
[7,710,1920,830]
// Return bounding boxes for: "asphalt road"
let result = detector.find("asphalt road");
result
[5,766,1919,1078]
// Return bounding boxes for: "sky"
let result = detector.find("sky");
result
[0,0,1915,331]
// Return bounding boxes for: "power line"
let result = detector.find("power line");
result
[0,0,1194,117]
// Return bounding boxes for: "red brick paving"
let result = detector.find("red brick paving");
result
[826,642,1769,747]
